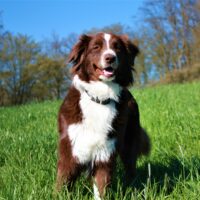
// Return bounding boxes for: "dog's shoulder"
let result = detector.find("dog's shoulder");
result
[58,86,82,127]
[118,88,138,108]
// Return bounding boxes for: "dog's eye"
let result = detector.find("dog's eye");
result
[113,42,121,50]
[93,45,101,50]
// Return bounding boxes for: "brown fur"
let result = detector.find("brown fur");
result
[56,32,150,197]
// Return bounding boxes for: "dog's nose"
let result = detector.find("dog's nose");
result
[104,54,116,64]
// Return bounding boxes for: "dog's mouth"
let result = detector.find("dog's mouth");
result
[94,64,115,78]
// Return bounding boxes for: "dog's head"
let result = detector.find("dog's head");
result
[68,32,139,87]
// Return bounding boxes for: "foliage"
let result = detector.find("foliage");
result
[135,0,200,82]
[29,56,70,100]
[0,82,199,199]
[0,32,40,105]
[0,32,70,106]
[1,0,200,106]
[160,63,200,84]
[87,23,134,36]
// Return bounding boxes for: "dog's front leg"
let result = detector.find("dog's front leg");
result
[92,167,111,200]
[56,136,82,191]
[92,157,115,200]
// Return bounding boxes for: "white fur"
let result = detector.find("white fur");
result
[68,75,122,164]
[73,75,121,102]
[93,183,101,200]
[105,33,111,49]
[99,74,116,82]
[100,33,117,69]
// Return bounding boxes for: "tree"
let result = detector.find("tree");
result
[86,23,134,37]
[140,0,200,81]
[40,32,72,99]
[191,0,200,64]
[29,56,70,100]
[42,32,78,59]
[0,33,40,105]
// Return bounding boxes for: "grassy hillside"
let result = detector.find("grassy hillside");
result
[0,82,199,200]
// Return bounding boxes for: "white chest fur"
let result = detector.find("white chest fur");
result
[68,75,122,164]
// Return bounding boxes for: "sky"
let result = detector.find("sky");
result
[0,0,145,41]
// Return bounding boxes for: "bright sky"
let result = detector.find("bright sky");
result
[0,0,144,41]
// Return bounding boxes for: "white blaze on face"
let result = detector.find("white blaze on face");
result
[100,33,117,69]
[105,33,111,49]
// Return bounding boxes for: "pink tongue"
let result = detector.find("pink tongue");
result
[103,70,113,77]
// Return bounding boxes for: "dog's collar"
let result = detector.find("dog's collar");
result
[85,90,114,105]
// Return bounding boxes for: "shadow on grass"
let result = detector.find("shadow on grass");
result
[111,156,200,197]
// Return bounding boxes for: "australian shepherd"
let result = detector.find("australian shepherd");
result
[56,32,150,200]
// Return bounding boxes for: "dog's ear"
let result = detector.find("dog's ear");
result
[67,34,91,73]
[115,35,139,87]
[121,35,139,66]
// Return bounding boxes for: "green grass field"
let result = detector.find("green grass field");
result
[0,82,200,200]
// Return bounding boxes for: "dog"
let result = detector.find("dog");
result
[56,32,150,200]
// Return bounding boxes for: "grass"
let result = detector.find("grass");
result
[0,82,200,200]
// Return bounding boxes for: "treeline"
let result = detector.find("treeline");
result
[0,0,200,106]
[0,32,73,105]
[136,0,200,84]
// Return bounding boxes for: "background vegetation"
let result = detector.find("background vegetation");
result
[0,82,199,199]
[0,0,200,106]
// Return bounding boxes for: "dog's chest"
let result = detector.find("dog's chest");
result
[68,92,118,164]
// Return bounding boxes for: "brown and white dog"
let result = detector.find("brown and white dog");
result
[56,33,150,199]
